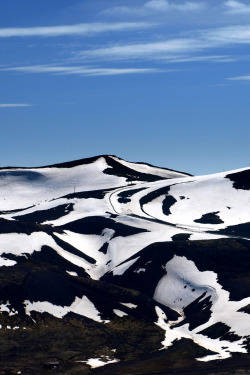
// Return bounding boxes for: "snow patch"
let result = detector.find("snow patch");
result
[113,309,128,317]
[66,271,78,277]
[154,256,250,360]
[120,303,137,309]
[24,295,109,323]
[81,355,119,368]
[0,258,17,267]
[111,156,187,179]
[0,232,65,265]
[112,257,139,276]
[154,255,218,313]
[0,302,17,315]
[134,267,146,274]
[0,303,11,313]
[155,306,247,361]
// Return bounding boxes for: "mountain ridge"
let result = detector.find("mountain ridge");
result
[0,155,249,374]
[0,154,192,177]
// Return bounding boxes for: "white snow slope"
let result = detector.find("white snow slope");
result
[0,155,250,362]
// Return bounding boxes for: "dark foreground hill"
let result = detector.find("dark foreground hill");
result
[0,155,250,375]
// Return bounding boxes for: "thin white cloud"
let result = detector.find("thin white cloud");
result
[168,55,238,63]
[228,74,250,80]
[102,6,139,16]
[103,0,204,15]
[76,25,250,61]
[79,39,202,60]
[224,0,250,14]
[2,65,167,76]
[0,103,33,108]
[144,0,203,12]
[200,25,250,45]
[0,22,153,38]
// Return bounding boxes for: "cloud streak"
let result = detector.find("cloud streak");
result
[75,25,250,61]
[224,0,250,14]
[2,65,166,76]
[103,0,204,16]
[79,39,202,60]
[228,74,250,80]
[0,22,153,38]
[0,104,33,107]
[144,0,203,12]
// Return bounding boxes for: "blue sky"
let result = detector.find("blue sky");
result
[1,0,250,174]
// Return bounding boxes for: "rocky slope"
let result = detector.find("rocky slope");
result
[0,155,250,375]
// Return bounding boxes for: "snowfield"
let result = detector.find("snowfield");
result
[0,155,249,366]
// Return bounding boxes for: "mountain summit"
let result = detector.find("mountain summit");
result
[0,156,250,374]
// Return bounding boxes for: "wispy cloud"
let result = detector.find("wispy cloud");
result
[2,65,167,76]
[103,0,204,16]
[144,0,203,12]
[75,25,250,62]
[78,39,202,60]
[168,55,238,63]
[224,0,250,14]
[228,74,250,80]
[0,103,33,107]
[0,22,153,38]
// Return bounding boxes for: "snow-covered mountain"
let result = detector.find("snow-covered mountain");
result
[0,155,250,374]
